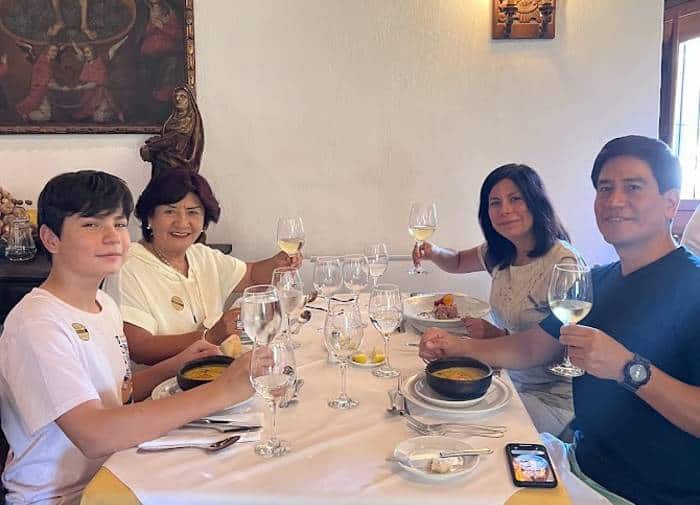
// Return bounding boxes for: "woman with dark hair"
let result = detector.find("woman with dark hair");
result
[103,170,300,366]
[412,163,580,436]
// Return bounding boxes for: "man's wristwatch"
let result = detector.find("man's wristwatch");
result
[620,354,651,393]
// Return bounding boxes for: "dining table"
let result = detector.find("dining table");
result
[80,298,572,505]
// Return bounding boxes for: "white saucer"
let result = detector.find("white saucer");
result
[151,377,256,415]
[401,373,512,417]
[391,436,480,481]
[413,374,486,408]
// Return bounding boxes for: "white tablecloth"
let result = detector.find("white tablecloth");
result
[104,305,554,505]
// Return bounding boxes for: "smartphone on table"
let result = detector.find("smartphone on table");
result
[505,443,558,488]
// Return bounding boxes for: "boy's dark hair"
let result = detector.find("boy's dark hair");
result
[38,170,134,237]
[478,163,570,271]
[135,170,221,242]
[591,135,682,193]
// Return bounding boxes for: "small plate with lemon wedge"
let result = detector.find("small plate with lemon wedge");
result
[351,348,386,368]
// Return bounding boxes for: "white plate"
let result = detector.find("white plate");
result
[151,377,255,415]
[392,436,480,481]
[413,373,486,408]
[403,293,491,324]
[401,373,512,417]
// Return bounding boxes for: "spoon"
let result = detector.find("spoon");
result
[289,310,312,334]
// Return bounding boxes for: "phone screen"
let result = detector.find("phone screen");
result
[506,444,557,488]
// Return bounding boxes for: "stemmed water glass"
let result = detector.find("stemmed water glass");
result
[342,254,369,303]
[408,202,437,275]
[240,284,282,345]
[364,243,389,288]
[547,263,592,378]
[249,338,296,457]
[277,216,305,259]
[324,300,364,409]
[368,284,403,378]
[272,267,305,349]
[312,256,343,330]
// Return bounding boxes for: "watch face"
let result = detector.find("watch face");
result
[629,363,648,382]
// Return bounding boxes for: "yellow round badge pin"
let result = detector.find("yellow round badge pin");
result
[171,295,185,311]
[71,323,90,341]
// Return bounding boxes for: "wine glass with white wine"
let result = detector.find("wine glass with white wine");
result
[547,262,592,378]
[277,217,305,258]
[408,202,437,275]
[364,243,389,289]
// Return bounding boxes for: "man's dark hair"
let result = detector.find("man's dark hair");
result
[478,163,570,270]
[591,135,682,193]
[135,169,221,242]
[38,170,134,237]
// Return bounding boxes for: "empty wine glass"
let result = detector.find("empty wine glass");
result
[364,243,389,288]
[272,267,305,349]
[312,256,343,331]
[408,202,437,275]
[368,284,403,378]
[324,300,364,409]
[250,339,296,457]
[342,254,369,303]
[241,285,282,345]
[5,217,37,262]
[277,216,305,258]
[547,262,592,378]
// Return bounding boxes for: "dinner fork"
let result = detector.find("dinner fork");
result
[405,418,505,438]
[138,434,241,452]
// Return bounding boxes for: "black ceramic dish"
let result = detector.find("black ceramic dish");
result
[177,355,234,391]
[425,357,493,400]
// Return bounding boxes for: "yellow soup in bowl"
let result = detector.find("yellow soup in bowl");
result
[431,366,487,381]
[182,365,227,381]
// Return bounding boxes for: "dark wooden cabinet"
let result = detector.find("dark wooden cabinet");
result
[0,252,51,323]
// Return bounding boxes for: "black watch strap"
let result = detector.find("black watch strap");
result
[620,354,651,393]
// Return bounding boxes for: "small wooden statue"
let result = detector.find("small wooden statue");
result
[140,85,204,179]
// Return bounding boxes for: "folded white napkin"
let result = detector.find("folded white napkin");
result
[138,413,264,450]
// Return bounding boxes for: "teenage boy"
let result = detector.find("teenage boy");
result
[420,136,700,505]
[0,171,253,505]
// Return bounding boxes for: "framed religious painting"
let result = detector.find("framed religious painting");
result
[0,0,195,133]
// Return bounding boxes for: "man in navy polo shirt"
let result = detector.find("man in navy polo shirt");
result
[420,135,700,505]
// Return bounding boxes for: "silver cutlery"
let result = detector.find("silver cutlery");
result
[138,434,241,452]
[405,418,505,438]
[183,421,261,433]
[386,447,493,463]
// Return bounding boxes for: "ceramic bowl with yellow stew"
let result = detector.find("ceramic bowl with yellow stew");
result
[177,356,234,391]
[425,357,493,400]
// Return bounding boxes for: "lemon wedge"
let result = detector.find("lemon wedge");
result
[373,353,385,363]
[352,353,368,364]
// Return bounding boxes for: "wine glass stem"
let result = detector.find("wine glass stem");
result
[371,276,378,289]
[564,345,574,366]
[269,399,279,443]
[383,334,391,369]
[414,241,423,271]
[340,361,348,398]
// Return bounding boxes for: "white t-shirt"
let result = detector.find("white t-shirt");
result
[681,205,700,256]
[0,289,129,505]
[103,243,247,337]
[477,240,578,409]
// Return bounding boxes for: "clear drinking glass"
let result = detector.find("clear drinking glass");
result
[547,263,592,378]
[250,339,296,457]
[272,267,305,349]
[5,217,37,262]
[407,202,437,275]
[368,284,403,378]
[364,243,389,288]
[324,300,364,409]
[312,256,343,331]
[241,284,282,345]
[342,254,369,303]
[276,217,305,258]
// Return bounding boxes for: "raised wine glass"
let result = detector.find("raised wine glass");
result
[241,284,282,345]
[277,216,305,259]
[249,339,296,457]
[368,283,403,378]
[272,267,305,349]
[342,254,369,303]
[408,202,437,275]
[324,299,364,409]
[364,243,389,289]
[547,262,592,378]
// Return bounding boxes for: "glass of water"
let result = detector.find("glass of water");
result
[272,267,304,348]
[368,284,403,378]
[241,284,282,345]
[364,243,389,288]
[324,299,364,409]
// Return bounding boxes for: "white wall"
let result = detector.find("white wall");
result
[2,0,663,297]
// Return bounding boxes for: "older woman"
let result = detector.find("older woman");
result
[104,170,300,366]
[413,163,580,437]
